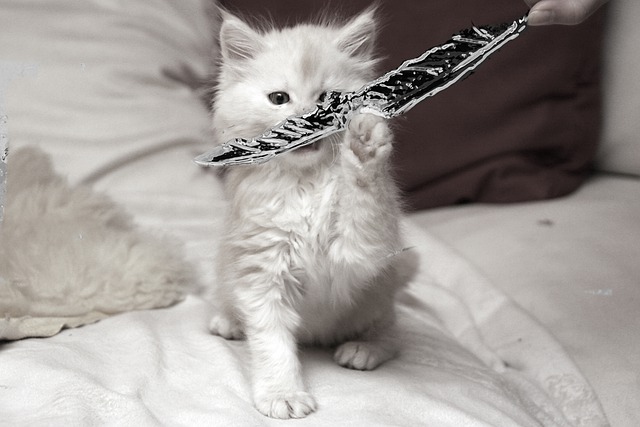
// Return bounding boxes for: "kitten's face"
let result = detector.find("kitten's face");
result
[213,9,379,170]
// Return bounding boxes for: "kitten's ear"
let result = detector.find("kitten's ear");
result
[219,10,263,62]
[335,6,378,58]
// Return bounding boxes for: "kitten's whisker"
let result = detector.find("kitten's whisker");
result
[327,133,342,168]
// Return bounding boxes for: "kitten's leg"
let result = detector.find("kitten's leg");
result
[209,271,244,339]
[237,273,316,419]
[334,338,396,371]
[329,114,402,369]
[330,113,402,280]
[209,309,244,340]
[334,287,398,371]
[249,324,317,419]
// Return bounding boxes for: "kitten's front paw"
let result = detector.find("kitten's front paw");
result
[209,314,244,340]
[345,113,392,164]
[255,391,317,419]
[334,341,394,371]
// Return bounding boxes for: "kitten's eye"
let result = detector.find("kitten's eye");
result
[268,91,290,105]
[318,91,328,103]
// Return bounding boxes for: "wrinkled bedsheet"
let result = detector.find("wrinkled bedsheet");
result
[0,150,608,425]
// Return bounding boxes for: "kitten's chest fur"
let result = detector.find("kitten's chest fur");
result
[251,168,338,277]
[271,173,335,242]
[227,164,382,343]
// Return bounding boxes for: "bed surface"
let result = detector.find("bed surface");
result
[411,174,640,427]
[0,142,612,426]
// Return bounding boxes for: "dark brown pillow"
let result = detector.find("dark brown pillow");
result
[218,0,606,210]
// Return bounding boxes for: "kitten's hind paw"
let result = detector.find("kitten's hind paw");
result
[255,391,317,419]
[334,341,395,371]
[209,314,244,340]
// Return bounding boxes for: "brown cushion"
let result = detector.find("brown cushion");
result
[219,0,606,210]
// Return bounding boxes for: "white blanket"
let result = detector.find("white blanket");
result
[0,174,608,425]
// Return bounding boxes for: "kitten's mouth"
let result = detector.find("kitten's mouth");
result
[293,141,320,154]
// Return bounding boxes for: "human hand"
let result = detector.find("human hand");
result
[524,0,608,26]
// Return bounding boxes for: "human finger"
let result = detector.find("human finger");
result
[526,0,607,26]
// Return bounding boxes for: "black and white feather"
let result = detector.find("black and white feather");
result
[195,15,528,167]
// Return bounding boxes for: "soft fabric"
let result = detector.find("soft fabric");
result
[0,147,193,340]
[0,0,217,186]
[597,0,640,176]
[411,174,640,427]
[219,0,606,210]
[0,0,225,316]
[0,214,608,426]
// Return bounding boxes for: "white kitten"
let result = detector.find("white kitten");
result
[209,7,404,419]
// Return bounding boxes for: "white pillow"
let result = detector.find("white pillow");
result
[598,0,640,176]
[0,0,220,337]
[0,0,217,185]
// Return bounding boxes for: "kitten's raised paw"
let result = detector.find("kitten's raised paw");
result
[345,113,392,164]
[209,314,244,340]
[334,341,393,371]
[255,391,317,419]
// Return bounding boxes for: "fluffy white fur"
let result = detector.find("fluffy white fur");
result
[0,147,193,340]
[209,7,405,419]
